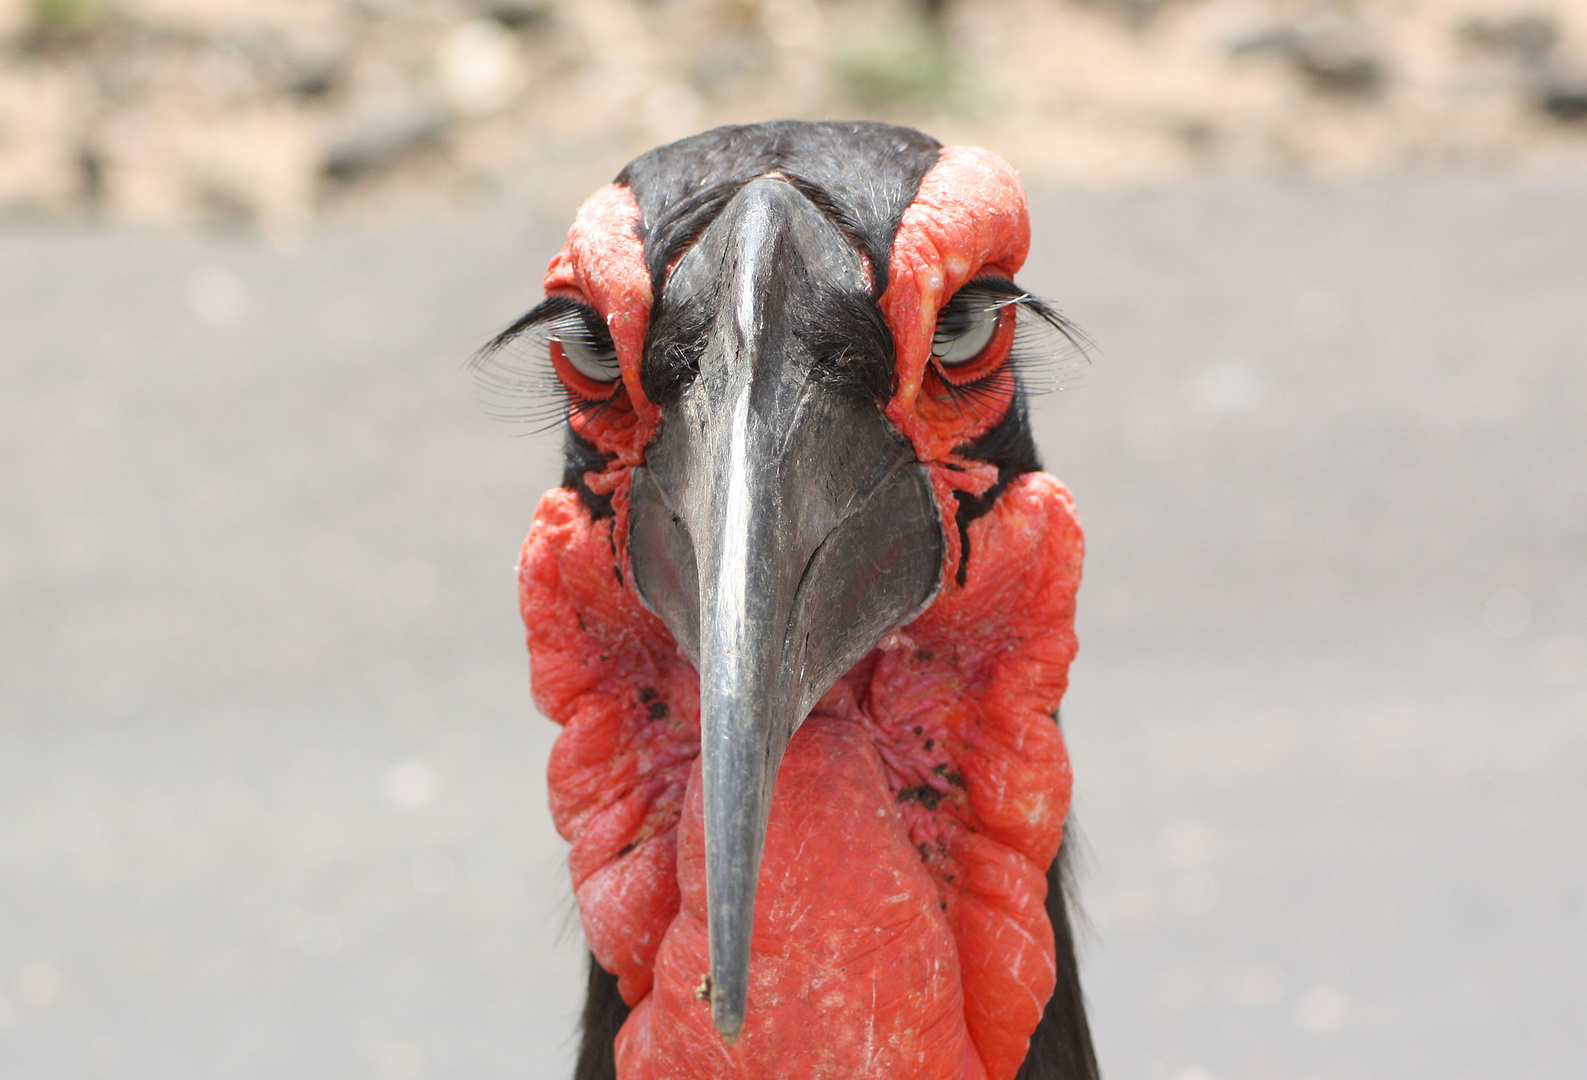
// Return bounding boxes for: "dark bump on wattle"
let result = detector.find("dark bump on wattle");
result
[896,784,943,811]
[931,763,966,789]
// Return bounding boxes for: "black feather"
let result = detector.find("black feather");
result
[615,120,942,303]
[572,954,630,1080]
[1015,823,1102,1080]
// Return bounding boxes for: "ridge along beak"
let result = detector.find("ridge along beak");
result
[627,178,944,1042]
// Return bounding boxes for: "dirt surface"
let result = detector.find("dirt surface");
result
[3,0,1587,232]
[3,175,1583,1078]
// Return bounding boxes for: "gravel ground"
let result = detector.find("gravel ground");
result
[2,174,1585,1080]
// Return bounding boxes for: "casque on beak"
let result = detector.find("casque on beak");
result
[627,177,944,1042]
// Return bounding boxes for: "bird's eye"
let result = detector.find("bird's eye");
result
[552,312,622,383]
[471,296,630,430]
[932,294,1002,367]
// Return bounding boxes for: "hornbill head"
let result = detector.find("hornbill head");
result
[481,122,1086,1069]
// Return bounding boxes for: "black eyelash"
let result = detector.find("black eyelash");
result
[932,278,1092,410]
[469,297,619,434]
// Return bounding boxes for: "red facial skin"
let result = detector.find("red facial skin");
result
[519,148,1085,1079]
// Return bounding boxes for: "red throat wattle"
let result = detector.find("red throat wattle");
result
[519,145,1084,1079]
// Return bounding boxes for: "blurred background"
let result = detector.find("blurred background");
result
[2,0,1587,227]
[2,2,1585,1079]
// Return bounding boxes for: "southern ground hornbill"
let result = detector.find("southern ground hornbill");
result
[478,121,1096,1079]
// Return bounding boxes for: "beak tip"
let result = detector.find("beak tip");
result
[712,1003,745,1044]
[699,967,746,1042]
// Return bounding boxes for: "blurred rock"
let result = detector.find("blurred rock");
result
[258,25,351,100]
[1456,14,1587,124]
[1073,0,1168,28]
[1231,15,1384,97]
[1459,14,1559,65]
[92,101,317,231]
[690,32,770,101]
[475,0,552,31]
[1288,21,1382,95]
[761,0,821,49]
[322,97,451,182]
[0,0,28,40]
[434,18,524,117]
[1540,60,1587,121]
[22,0,111,48]
[0,65,83,217]
[835,26,958,109]
[640,82,704,143]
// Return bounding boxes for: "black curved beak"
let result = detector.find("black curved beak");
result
[627,178,943,1041]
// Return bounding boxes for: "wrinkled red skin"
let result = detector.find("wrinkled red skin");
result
[520,147,1085,1079]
